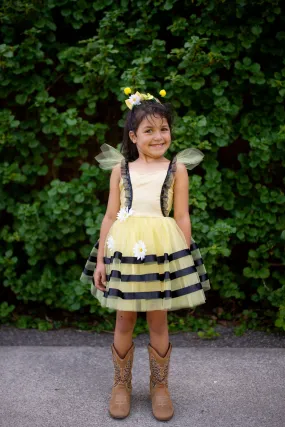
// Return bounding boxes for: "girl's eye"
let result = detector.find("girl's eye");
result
[145,128,169,133]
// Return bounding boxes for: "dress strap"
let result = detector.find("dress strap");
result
[120,158,133,210]
[160,157,176,217]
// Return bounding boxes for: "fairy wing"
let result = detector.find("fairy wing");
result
[175,147,204,170]
[94,143,125,170]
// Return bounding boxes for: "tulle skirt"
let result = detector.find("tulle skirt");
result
[80,216,210,312]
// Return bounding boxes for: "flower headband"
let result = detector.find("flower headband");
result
[124,87,166,110]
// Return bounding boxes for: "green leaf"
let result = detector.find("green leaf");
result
[38,165,48,176]
[164,0,175,10]
[259,268,270,279]
[243,57,252,66]
[75,194,84,203]
[66,118,77,126]
[251,25,262,36]
[15,94,28,105]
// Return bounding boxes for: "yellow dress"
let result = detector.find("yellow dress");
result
[80,144,210,312]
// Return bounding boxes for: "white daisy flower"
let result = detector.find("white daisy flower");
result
[128,93,141,106]
[127,207,134,216]
[116,206,135,222]
[106,235,115,252]
[116,208,128,222]
[133,240,147,260]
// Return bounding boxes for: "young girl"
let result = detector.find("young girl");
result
[80,90,210,421]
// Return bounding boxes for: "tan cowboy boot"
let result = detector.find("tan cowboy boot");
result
[109,342,135,419]
[147,342,174,421]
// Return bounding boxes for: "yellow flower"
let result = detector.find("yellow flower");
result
[124,87,132,95]
[159,89,166,97]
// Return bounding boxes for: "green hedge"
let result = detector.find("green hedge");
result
[1,0,284,329]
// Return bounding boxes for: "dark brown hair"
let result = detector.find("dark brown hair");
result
[120,100,174,161]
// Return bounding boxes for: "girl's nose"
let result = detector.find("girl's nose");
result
[153,131,163,140]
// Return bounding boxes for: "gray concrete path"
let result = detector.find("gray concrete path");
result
[0,345,284,427]
[1,324,285,347]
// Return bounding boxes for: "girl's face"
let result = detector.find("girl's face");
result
[129,114,171,160]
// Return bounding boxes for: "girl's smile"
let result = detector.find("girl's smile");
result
[150,143,165,147]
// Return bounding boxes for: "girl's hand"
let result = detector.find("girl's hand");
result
[94,262,107,292]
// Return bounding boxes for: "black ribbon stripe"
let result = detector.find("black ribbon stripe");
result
[103,248,191,264]
[106,265,197,282]
[87,267,208,286]
[86,251,203,269]
[101,282,203,300]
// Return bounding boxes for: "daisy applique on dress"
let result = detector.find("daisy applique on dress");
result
[106,235,115,252]
[116,207,134,222]
[133,240,147,261]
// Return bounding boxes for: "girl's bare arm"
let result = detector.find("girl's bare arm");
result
[173,163,192,247]
[96,163,121,264]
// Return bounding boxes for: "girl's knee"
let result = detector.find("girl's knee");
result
[116,310,137,332]
[146,310,168,333]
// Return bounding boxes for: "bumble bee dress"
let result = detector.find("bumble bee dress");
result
[80,143,210,312]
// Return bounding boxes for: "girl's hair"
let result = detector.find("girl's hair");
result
[121,100,174,161]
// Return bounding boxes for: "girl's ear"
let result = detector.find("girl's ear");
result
[129,130,137,144]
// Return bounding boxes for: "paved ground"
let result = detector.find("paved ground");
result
[1,324,285,347]
[0,325,285,427]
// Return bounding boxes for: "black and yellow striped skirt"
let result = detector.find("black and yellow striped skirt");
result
[80,217,210,312]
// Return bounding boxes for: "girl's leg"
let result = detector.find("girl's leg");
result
[146,310,169,356]
[113,310,137,358]
[146,310,174,421]
[110,310,137,419]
